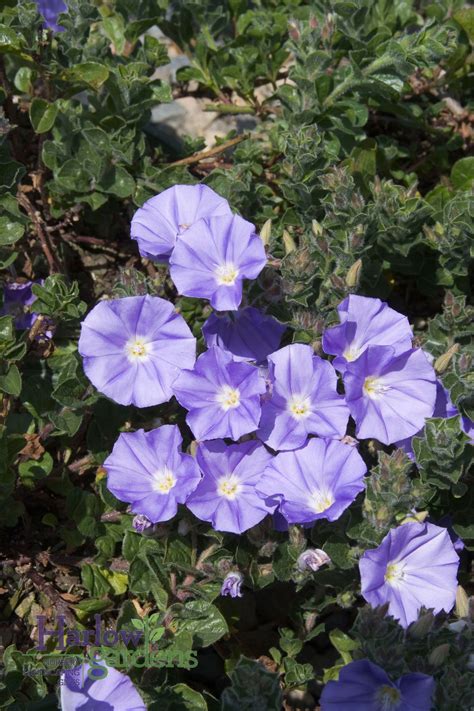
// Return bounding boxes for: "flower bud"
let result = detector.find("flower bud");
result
[455,585,469,619]
[408,611,435,638]
[297,548,331,572]
[312,219,323,237]
[282,229,296,254]
[220,571,243,598]
[260,218,272,246]
[132,514,153,533]
[345,258,362,288]
[434,344,460,374]
[428,643,450,667]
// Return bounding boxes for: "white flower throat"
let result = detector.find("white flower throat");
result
[152,467,176,494]
[216,385,241,411]
[288,395,311,420]
[217,474,242,500]
[215,263,239,286]
[363,376,390,399]
[125,336,152,363]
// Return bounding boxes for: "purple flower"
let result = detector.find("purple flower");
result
[297,548,331,572]
[132,514,154,533]
[172,346,266,441]
[257,344,350,451]
[322,295,413,373]
[104,426,201,523]
[169,214,267,310]
[1,281,41,330]
[320,659,435,711]
[131,184,231,261]
[359,522,459,628]
[257,438,367,525]
[395,380,459,459]
[202,307,286,364]
[221,572,243,598]
[186,440,275,534]
[461,415,474,445]
[78,295,196,408]
[343,346,436,445]
[36,0,67,32]
[60,660,145,710]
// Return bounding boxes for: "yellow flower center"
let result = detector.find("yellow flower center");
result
[384,562,405,585]
[288,395,311,419]
[152,467,176,494]
[217,474,242,500]
[363,376,389,399]
[125,337,151,362]
[215,263,239,286]
[377,685,401,710]
[216,385,241,411]
[310,490,335,514]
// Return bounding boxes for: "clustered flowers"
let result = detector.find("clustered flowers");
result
[74,184,464,706]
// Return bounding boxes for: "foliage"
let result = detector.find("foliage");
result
[0,0,472,709]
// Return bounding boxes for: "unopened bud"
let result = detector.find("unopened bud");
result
[260,219,272,246]
[132,514,154,533]
[408,611,434,638]
[282,229,296,254]
[455,585,469,619]
[345,258,362,288]
[428,643,450,667]
[311,219,323,237]
[434,344,460,374]
[400,510,429,525]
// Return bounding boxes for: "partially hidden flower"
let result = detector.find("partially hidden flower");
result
[105,425,201,523]
[220,571,243,598]
[132,514,154,533]
[202,306,286,364]
[322,294,413,373]
[1,281,41,330]
[297,548,331,572]
[169,214,267,310]
[61,660,146,711]
[78,295,196,408]
[37,0,67,32]
[257,438,367,525]
[172,346,266,441]
[131,184,231,261]
[257,343,350,450]
[343,346,437,445]
[186,440,275,534]
[359,522,459,628]
[320,659,435,711]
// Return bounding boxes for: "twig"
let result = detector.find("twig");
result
[17,191,59,273]
[167,134,248,167]
[26,569,76,626]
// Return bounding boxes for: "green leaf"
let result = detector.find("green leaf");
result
[63,62,110,90]
[221,657,282,711]
[102,15,126,55]
[0,365,21,396]
[173,600,228,648]
[29,99,58,134]
[451,157,474,191]
[0,217,24,246]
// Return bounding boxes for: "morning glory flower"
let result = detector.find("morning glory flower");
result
[60,660,145,710]
[169,214,267,311]
[202,307,286,364]
[186,440,275,534]
[221,571,243,598]
[78,295,196,408]
[320,659,435,711]
[257,343,350,451]
[343,346,437,445]
[172,346,266,441]
[1,281,42,330]
[37,0,67,32]
[297,548,331,572]
[359,522,459,628]
[322,294,413,373]
[257,438,366,525]
[104,426,201,523]
[131,184,231,261]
